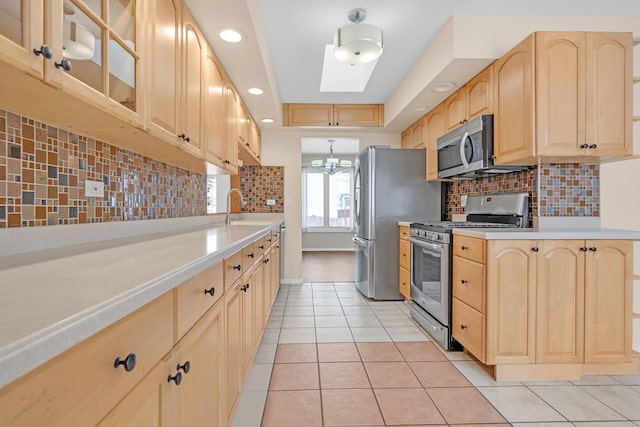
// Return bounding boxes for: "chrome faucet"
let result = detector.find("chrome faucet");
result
[226,188,245,225]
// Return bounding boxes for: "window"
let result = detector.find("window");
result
[207,176,217,214]
[302,167,353,231]
[206,174,230,214]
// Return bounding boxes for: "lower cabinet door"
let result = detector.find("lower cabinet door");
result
[399,265,410,300]
[171,299,224,427]
[224,282,243,423]
[452,298,485,363]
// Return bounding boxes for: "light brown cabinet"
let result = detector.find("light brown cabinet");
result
[401,117,426,149]
[425,103,445,181]
[282,103,384,127]
[398,225,411,301]
[224,83,240,173]
[452,235,634,380]
[494,32,632,165]
[203,47,226,167]
[445,65,494,132]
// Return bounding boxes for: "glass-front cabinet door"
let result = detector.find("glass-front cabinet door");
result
[45,0,140,121]
[0,0,44,77]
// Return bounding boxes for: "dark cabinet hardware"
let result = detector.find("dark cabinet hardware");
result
[402,253,406,257]
[589,247,597,252]
[167,372,182,385]
[114,353,137,372]
[460,246,468,250]
[460,325,467,330]
[204,287,215,296]
[267,238,272,242]
[460,279,468,284]
[241,284,249,292]
[264,258,270,264]
[258,245,264,250]
[531,247,539,252]
[246,142,250,147]
[589,144,597,149]
[178,133,190,142]
[580,247,588,252]
[54,58,71,71]
[580,143,589,149]
[223,160,231,165]
[248,253,254,258]
[177,361,191,374]
[233,264,241,271]
[33,45,52,59]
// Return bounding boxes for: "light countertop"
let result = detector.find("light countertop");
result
[453,227,640,240]
[0,215,283,389]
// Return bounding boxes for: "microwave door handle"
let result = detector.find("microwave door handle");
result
[459,131,470,169]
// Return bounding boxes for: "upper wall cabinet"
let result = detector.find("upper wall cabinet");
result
[282,103,384,127]
[224,83,239,174]
[425,103,445,181]
[444,65,494,132]
[203,46,226,167]
[494,31,632,165]
[0,0,142,125]
[400,116,426,149]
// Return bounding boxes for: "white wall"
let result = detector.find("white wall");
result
[260,130,401,283]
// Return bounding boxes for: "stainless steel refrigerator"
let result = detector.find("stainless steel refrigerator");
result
[353,146,442,300]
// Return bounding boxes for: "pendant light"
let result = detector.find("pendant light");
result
[333,8,384,65]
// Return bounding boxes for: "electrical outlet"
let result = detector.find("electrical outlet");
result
[84,180,104,198]
[460,195,468,207]
[266,199,276,206]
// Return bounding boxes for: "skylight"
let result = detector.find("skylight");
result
[319,45,378,93]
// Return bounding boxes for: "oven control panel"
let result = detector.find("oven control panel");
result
[409,228,450,244]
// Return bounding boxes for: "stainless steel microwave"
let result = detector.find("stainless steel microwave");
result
[436,115,527,179]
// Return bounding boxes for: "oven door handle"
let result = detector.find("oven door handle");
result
[459,131,470,169]
[405,237,446,252]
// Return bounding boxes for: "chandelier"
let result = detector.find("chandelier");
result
[311,140,352,175]
[334,8,384,65]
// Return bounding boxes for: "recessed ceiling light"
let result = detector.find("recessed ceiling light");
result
[219,28,243,43]
[261,118,274,123]
[248,88,264,95]
[434,82,456,93]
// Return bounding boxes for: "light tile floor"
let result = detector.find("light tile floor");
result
[230,282,640,427]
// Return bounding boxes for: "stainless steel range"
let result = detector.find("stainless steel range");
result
[406,193,529,350]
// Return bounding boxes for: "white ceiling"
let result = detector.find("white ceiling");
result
[184,0,640,133]
[301,138,360,155]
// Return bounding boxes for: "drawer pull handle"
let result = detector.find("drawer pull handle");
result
[531,247,539,252]
[460,279,468,285]
[34,45,52,59]
[264,258,270,264]
[167,372,182,385]
[204,287,215,296]
[177,361,191,374]
[402,253,407,257]
[580,143,589,149]
[460,325,467,330]
[259,245,265,250]
[589,247,597,252]
[589,144,597,149]
[114,353,137,372]
[233,264,241,271]
[241,283,250,292]
[461,246,468,250]
[248,253,254,258]
[267,238,272,242]
[580,247,588,252]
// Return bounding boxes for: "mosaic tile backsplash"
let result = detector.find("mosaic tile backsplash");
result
[239,165,284,213]
[0,109,206,228]
[445,164,600,223]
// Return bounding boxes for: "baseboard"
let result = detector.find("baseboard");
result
[281,278,304,285]
[302,248,355,252]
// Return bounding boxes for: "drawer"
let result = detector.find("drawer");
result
[176,262,224,339]
[453,235,485,263]
[255,237,267,257]
[452,256,486,313]
[399,265,411,300]
[452,297,485,363]
[399,225,409,240]
[399,239,410,270]
[0,292,174,427]
[271,228,280,240]
[242,241,256,271]
[264,232,275,248]
[224,249,244,289]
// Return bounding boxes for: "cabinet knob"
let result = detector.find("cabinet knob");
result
[589,247,597,252]
[580,247,588,252]
[259,245,264,250]
[233,264,241,271]
[223,160,231,165]
[248,253,254,258]
[460,246,468,250]
[460,325,467,330]
[177,361,191,374]
[241,284,249,292]
[267,238,272,242]
[114,353,137,372]
[589,144,597,149]
[328,122,331,126]
[54,58,72,72]
[178,133,190,142]
[264,258,270,264]
[246,142,250,147]
[460,279,468,285]
[531,247,539,252]
[336,122,339,126]
[580,143,589,149]
[167,372,182,385]
[204,287,215,296]
[33,45,52,59]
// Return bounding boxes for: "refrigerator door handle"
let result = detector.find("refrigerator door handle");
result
[352,236,367,246]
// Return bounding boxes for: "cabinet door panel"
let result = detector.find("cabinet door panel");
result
[224,84,239,173]
[444,88,466,131]
[585,33,632,157]
[181,7,203,156]
[411,118,426,149]
[452,298,485,363]
[466,65,493,121]
[0,1,44,77]
[224,283,243,422]
[333,104,381,127]
[584,240,632,363]
[486,240,536,364]
[493,35,535,165]
[536,32,585,157]
[452,256,485,313]
[204,52,225,165]
[536,240,584,364]
[284,104,333,126]
[253,265,264,351]
[425,104,445,181]
[241,272,254,376]
[401,129,411,149]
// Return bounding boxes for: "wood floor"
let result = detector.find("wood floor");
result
[302,251,355,282]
